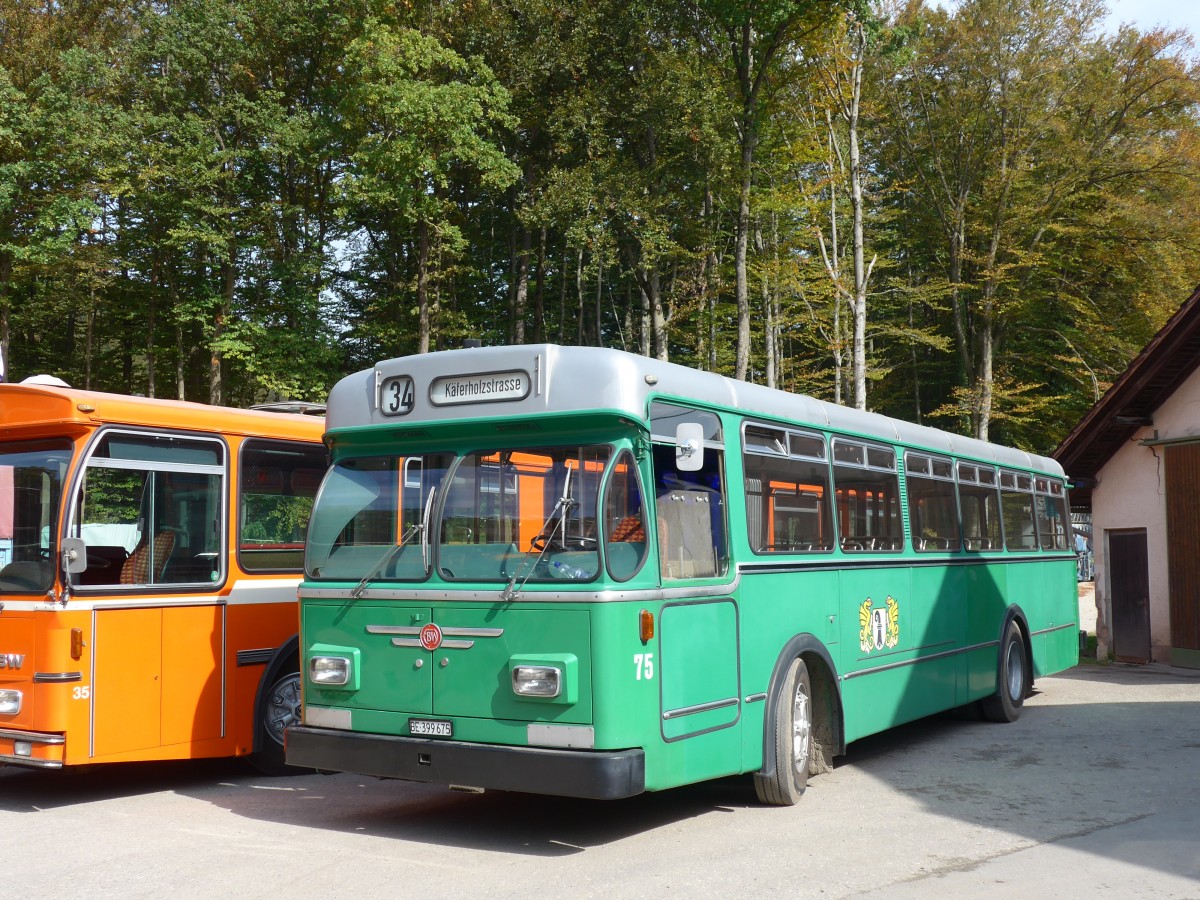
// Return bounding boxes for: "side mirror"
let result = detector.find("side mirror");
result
[675,422,705,472]
[61,537,88,575]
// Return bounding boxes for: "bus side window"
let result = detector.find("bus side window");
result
[603,449,647,581]
[239,439,329,572]
[999,471,1037,551]
[832,440,902,552]
[74,432,224,588]
[652,443,728,580]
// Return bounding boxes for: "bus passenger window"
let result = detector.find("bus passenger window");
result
[1034,479,1070,550]
[905,453,961,552]
[742,423,832,554]
[832,440,902,552]
[603,449,647,581]
[999,471,1038,551]
[958,464,1002,550]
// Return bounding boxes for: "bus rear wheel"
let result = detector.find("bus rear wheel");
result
[755,657,812,806]
[981,621,1028,723]
[251,669,304,776]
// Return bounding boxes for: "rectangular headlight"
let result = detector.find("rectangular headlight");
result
[0,689,21,715]
[512,665,562,698]
[309,656,351,686]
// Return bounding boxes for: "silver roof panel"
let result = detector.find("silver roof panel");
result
[326,344,1063,477]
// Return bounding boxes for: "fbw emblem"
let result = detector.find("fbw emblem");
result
[859,596,900,652]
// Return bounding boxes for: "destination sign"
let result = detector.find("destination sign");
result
[429,370,530,406]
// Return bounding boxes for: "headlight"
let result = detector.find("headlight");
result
[309,656,351,686]
[0,689,22,715]
[511,665,562,698]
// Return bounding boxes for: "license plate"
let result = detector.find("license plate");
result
[409,718,452,738]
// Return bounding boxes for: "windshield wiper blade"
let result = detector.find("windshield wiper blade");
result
[350,485,437,599]
[350,525,418,599]
[501,467,574,602]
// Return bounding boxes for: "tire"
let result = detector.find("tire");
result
[250,669,304,776]
[981,621,1029,723]
[754,657,813,806]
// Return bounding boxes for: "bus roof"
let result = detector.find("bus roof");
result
[0,383,325,442]
[328,344,1064,477]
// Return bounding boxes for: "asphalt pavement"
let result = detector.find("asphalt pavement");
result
[1,662,1197,898]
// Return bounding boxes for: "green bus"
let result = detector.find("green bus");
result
[285,345,1077,804]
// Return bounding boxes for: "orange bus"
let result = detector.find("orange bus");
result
[0,384,326,771]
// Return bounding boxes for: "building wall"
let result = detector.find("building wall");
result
[1092,364,1200,664]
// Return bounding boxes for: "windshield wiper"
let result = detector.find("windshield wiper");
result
[501,467,574,602]
[350,485,437,599]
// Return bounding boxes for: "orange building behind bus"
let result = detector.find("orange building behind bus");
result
[0,384,326,771]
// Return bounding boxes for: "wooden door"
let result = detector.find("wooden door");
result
[1165,444,1200,663]
[1109,530,1150,664]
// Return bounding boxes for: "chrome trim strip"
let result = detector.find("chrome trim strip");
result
[221,605,227,739]
[739,553,1074,575]
[1032,622,1079,636]
[0,755,62,769]
[367,625,421,635]
[72,596,230,611]
[301,575,741,604]
[32,672,82,683]
[441,627,503,638]
[0,728,65,744]
[744,692,768,703]
[10,578,300,612]
[389,638,475,649]
[842,640,998,681]
[89,607,96,759]
[662,697,739,720]
[236,648,275,666]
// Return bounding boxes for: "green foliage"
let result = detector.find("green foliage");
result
[0,0,1198,455]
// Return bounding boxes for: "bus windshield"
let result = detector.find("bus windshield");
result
[0,440,72,593]
[306,444,613,585]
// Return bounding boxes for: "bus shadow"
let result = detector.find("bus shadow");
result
[0,758,250,813]
[836,673,1200,884]
[182,771,756,857]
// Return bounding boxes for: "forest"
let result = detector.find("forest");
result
[2,0,1199,453]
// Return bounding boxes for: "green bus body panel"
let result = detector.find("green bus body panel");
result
[305,604,433,715]
[659,599,740,741]
[303,600,595,729]
[434,607,592,723]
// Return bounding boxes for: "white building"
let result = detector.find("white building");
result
[1055,288,1200,667]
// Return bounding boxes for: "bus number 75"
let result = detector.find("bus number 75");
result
[633,653,654,680]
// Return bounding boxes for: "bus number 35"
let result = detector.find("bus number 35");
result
[633,653,654,680]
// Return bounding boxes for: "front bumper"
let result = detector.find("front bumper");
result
[0,728,65,769]
[286,724,645,800]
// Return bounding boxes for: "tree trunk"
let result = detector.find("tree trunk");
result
[512,225,531,344]
[575,248,585,345]
[212,243,235,406]
[0,251,11,383]
[533,227,546,343]
[417,219,431,354]
[847,21,869,411]
[734,133,754,379]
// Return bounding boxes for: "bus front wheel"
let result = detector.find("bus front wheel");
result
[981,621,1028,723]
[755,657,812,806]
